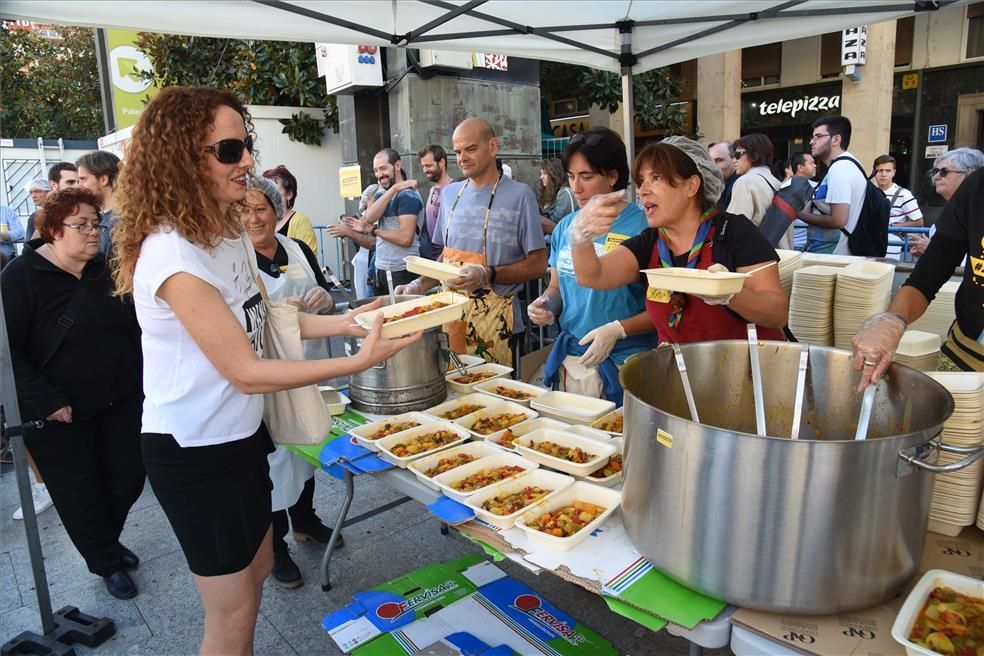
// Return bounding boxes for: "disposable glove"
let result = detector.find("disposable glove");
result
[577,320,626,368]
[569,191,625,245]
[448,264,489,293]
[691,263,735,305]
[527,289,561,326]
[852,312,907,391]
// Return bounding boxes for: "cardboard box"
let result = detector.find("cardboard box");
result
[730,527,984,655]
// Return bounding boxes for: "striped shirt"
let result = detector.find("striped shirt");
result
[883,183,923,224]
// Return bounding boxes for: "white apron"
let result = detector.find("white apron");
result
[262,234,321,511]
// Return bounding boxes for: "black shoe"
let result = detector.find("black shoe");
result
[103,569,138,600]
[293,520,344,548]
[118,544,139,570]
[271,551,303,589]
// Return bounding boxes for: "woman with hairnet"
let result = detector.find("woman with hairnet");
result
[242,175,340,590]
[570,136,788,344]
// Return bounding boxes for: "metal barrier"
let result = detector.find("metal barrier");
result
[887,226,930,263]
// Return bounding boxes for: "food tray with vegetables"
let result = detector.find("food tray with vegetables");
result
[375,420,470,467]
[574,437,623,487]
[425,393,495,423]
[473,378,547,406]
[514,428,618,477]
[432,451,539,502]
[407,441,502,491]
[891,568,984,656]
[591,407,624,435]
[355,291,470,338]
[464,469,574,529]
[485,417,570,452]
[515,481,622,551]
[349,412,436,452]
[455,401,537,440]
[445,363,513,394]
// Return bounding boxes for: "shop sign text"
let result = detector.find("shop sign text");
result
[757,95,840,118]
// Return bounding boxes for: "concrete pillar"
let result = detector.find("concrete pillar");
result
[840,21,896,168]
[696,50,741,145]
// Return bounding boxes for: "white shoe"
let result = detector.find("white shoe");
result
[12,483,54,521]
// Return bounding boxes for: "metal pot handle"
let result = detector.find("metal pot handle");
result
[898,439,984,474]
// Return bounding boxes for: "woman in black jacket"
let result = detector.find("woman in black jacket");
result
[1,187,145,600]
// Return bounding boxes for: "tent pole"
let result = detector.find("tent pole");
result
[619,21,635,202]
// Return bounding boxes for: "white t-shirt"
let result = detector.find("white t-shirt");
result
[822,152,867,255]
[134,228,267,447]
[883,183,923,225]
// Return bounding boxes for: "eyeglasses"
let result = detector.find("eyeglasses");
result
[62,222,105,235]
[809,132,831,142]
[929,167,967,179]
[570,132,603,146]
[735,149,747,158]
[204,136,254,164]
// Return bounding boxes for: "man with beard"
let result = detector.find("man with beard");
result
[361,148,422,291]
[418,144,452,260]
[396,117,546,365]
[76,151,121,253]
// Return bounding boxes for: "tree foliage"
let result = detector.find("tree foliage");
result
[134,33,338,146]
[541,61,688,137]
[0,25,104,140]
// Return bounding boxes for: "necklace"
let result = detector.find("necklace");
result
[444,173,502,261]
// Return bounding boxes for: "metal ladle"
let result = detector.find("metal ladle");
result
[671,343,700,423]
[747,324,767,437]
[854,385,877,441]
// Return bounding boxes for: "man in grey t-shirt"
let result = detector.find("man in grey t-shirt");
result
[397,117,546,365]
[362,148,422,291]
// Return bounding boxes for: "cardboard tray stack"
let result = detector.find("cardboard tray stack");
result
[894,330,942,372]
[832,261,894,350]
[908,280,959,342]
[774,249,802,297]
[788,265,839,345]
[926,372,984,537]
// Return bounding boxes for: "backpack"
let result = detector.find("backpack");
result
[830,156,890,257]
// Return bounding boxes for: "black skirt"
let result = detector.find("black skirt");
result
[142,424,274,577]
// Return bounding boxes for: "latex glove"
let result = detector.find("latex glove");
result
[527,294,556,326]
[691,263,735,305]
[569,190,625,245]
[302,286,331,312]
[447,264,489,293]
[577,320,626,368]
[852,312,907,392]
[393,279,423,296]
[908,235,929,258]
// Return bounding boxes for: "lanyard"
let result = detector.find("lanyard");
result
[655,208,717,328]
[444,173,502,261]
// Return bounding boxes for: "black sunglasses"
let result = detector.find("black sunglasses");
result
[570,132,603,146]
[204,136,254,164]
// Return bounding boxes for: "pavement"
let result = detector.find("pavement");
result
[0,460,735,656]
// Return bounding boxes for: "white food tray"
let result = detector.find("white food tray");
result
[575,436,624,487]
[642,267,747,297]
[355,291,469,338]
[891,569,984,656]
[473,378,547,407]
[318,386,351,416]
[348,412,437,452]
[445,363,513,394]
[464,469,574,529]
[531,391,615,424]
[455,401,538,440]
[515,481,622,551]
[425,393,496,423]
[591,407,624,435]
[565,425,614,443]
[374,420,470,468]
[404,255,465,281]
[432,451,538,502]
[514,428,617,477]
[485,416,570,451]
[446,354,485,372]
[408,441,502,492]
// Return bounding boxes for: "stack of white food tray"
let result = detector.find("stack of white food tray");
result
[530,390,616,426]
[894,330,942,372]
[788,265,839,346]
[774,249,802,297]
[832,261,894,349]
[317,385,351,415]
[445,363,513,394]
[354,291,471,339]
[925,372,984,537]
[798,252,858,268]
[908,280,959,343]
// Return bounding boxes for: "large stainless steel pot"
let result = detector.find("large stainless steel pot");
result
[620,341,981,615]
[344,295,447,414]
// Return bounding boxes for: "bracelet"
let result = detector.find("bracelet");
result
[488,266,497,285]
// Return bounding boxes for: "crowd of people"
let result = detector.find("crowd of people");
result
[1,86,981,655]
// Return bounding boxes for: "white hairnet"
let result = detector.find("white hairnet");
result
[661,136,724,206]
[26,178,51,193]
[247,174,285,221]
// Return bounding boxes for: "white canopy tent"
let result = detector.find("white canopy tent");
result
[2,0,962,160]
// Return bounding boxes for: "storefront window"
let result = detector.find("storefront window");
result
[967,2,984,59]
[741,43,781,88]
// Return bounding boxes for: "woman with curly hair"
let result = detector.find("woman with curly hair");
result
[113,86,420,655]
[2,187,144,600]
[538,157,575,235]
